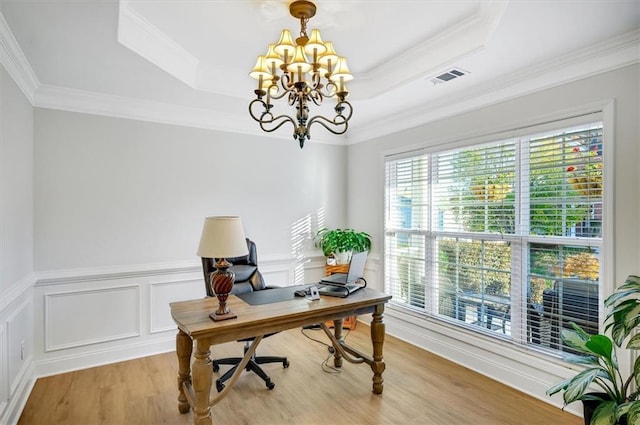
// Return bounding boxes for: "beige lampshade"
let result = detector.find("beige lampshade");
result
[304,29,326,56]
[274,29,296,60]
[264,44,284,71]
[286,45,312,74]
[330,57,354,82]
[318,41,338,71]
[249,56,271,80]
[197,216,248,259]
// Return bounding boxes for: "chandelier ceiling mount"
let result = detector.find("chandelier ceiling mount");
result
[248,0,354,149]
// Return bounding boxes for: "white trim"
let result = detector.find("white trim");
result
[34,259,200,285]
[35,335,175,379]
[0,11,39,104]
[5,298,32,397]
[0,362,34,425]
[33,84,346,146]
[352,2,508,98]
[349,29,640,144]
[22,29,635,148]
[117,1,199,88]
[0,274,35,311]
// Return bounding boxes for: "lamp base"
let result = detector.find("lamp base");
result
[209,311,238,322]
[209,259,238,321]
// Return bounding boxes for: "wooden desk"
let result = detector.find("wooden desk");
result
[170,287,392,425]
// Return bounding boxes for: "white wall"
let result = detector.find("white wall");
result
[0,65,35,425]
[33,109,348,270]
[347,63,640,413]
[29,109,349,381]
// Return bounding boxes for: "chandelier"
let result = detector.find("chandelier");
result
[248,0,353,149]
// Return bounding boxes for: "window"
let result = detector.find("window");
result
[384,117,603,354]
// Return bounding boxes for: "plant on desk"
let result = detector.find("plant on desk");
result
[315,227,371,264]
[547,275,640,425]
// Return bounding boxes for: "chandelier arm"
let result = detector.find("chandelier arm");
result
[307,89,324,107]
[248,99,297,134]
[319,81,338,98]
[307,115,348,136]
[265,86,295,102]
[306,101,353,135]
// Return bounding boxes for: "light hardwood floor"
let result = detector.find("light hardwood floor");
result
[19,324,581,425]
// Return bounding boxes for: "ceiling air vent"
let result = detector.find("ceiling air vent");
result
[430,68,469,85]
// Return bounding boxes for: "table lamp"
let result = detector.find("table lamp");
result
[197,216,248,321]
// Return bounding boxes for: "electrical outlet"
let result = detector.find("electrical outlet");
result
[20,341,25,361]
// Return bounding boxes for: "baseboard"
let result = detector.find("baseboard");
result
[1,361,35,425]
[35,335,176,379]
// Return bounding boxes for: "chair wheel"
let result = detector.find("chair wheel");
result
[213,363,220,373]
[266,379,275,390]
[216,381,225,393]
[283,359,290,368]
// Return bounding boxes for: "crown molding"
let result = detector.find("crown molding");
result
[17,10,636,148]
[0,11,39,104]
[117,0,199,88]
[33,84,346,145]
[347,29,640,144]
[351,1,509,99]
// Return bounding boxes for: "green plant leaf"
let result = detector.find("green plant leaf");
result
[585,335,614,359]
[561,328,591,354]
[606,302,640,347]
[563,368,601,405]
[627,334,640,350]
[591,400,617,425]
[570,322,592,339]
[605,275,640,307]
[562,354,600,366]
[627,401,640,425]
[633,356,640,390]
[546,376,572,397]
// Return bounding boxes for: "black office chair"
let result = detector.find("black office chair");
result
[201,238,289,392]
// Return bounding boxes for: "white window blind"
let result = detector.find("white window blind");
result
[384,117,604,354]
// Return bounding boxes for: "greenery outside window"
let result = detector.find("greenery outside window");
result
[384,115,604,354]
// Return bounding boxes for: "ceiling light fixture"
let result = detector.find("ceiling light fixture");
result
[248,0,353,149]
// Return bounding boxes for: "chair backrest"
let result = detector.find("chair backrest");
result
[201,238,266,296]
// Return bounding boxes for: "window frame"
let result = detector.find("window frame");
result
[383,111,611,356]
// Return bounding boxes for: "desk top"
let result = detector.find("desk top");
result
[170,286,391,344]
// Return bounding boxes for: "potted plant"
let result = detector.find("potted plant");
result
[546,275,640,425]
[314,227,371,264]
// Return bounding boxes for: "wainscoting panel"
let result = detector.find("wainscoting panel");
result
[44,285,141,352]
[6,298,33,398]
[0,276,36,425]
[33,256,317,377]
[149,278,203,334]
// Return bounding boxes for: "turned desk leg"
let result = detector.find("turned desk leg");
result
[333,318,344,368]
[192,338,214,425]
[176,330,192,414]
[371,304,386,394]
